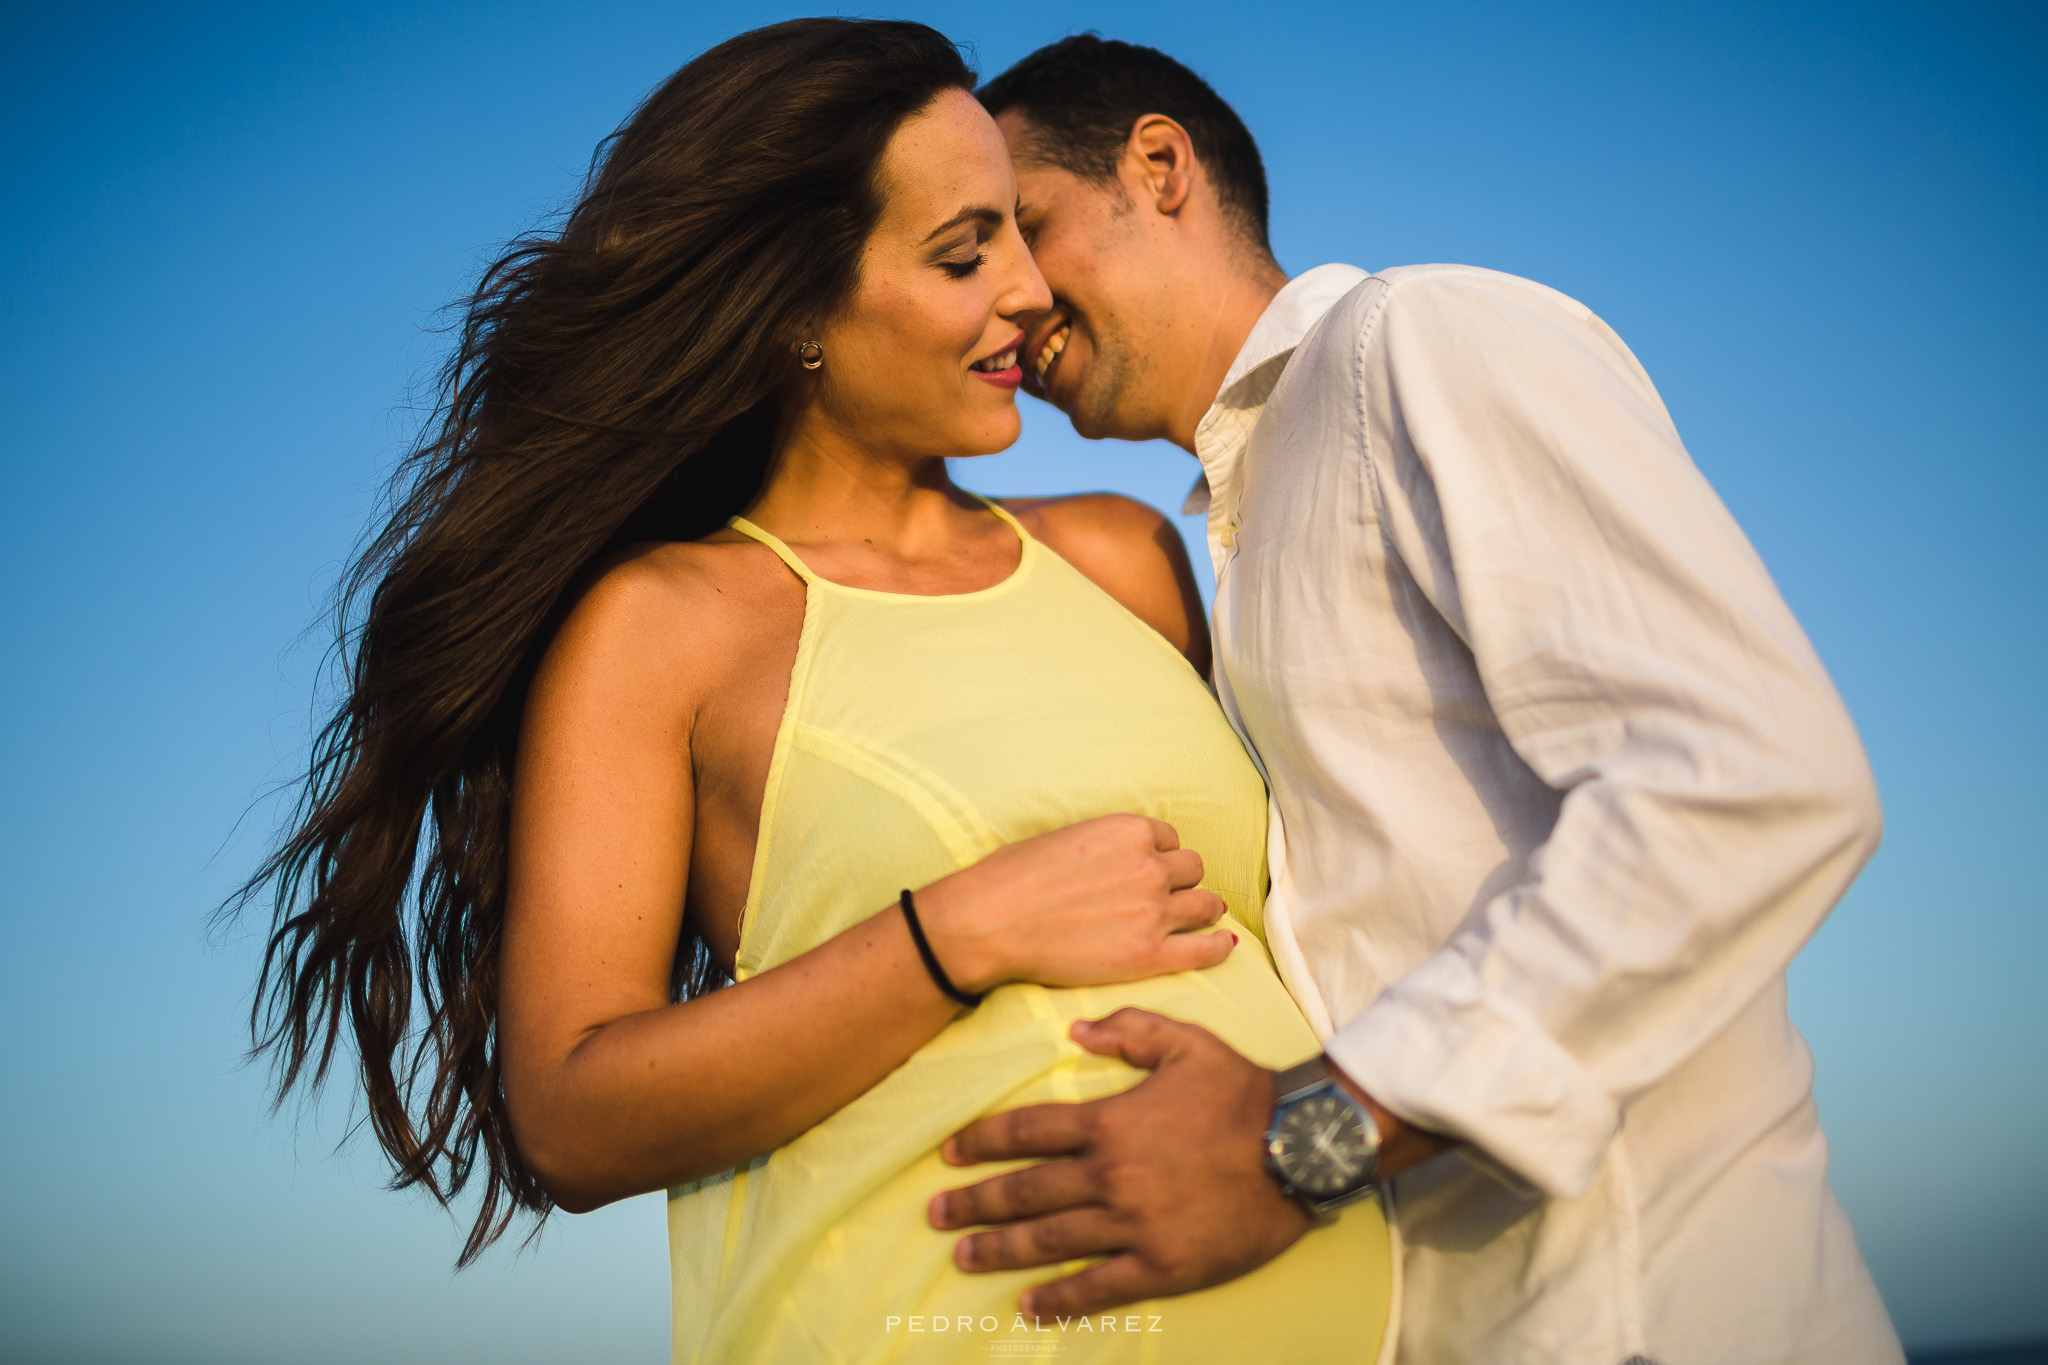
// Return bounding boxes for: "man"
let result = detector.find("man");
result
[928,36,1904,1365]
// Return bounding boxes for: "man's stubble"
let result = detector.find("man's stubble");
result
[1063,310,1141,442]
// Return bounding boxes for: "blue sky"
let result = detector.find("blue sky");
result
[1,2,2041,1360]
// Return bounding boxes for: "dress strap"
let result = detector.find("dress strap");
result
[973,494,1033,542]
[727,516,819,584]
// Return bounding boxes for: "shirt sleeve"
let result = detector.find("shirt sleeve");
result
[1319,268,1882,1200]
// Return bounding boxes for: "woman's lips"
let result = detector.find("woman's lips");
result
[970,336,1025,390]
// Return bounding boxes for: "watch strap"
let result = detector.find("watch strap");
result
[1273,1055,1335,1105]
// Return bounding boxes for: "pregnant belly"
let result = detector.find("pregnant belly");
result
[667,920,1393,1364]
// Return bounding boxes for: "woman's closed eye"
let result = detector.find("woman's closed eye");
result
[938,250,988,279]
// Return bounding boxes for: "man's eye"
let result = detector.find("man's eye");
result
[939,252,987,279]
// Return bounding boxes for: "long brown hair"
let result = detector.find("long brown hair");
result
[228,18,975,1265]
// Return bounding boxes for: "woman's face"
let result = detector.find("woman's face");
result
[800,88,1053,460]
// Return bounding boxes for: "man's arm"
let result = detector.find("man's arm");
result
[1332,266,1881,1197]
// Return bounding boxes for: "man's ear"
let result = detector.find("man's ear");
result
[1124,114,1197,216]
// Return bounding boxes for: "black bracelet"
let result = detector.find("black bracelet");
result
[899,888,984,1008]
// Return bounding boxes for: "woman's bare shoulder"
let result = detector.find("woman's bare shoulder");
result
[1001,494,1210,674]
[534,534,805,712]
[1004,490,1166,540]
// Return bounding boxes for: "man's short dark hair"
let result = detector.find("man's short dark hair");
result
[978,35,1272,253]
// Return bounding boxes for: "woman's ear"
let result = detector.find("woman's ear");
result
[1124,114,1196,216]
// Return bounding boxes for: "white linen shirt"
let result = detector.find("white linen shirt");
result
[1193,263,1903,1365]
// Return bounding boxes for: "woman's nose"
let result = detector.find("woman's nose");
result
[1001,248,1054,320]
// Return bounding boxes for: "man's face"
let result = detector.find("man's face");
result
[997,110,1173,442]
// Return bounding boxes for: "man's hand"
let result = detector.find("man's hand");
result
[926,1008,1312,1316]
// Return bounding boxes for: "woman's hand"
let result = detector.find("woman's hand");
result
[911,814,1235,995]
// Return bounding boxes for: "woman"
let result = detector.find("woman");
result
[240,18,1391,1363]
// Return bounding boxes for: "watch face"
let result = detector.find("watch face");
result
[1270,1092,1373,1198]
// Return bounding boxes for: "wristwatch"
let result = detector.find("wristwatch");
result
[1263,1055,1383,1219]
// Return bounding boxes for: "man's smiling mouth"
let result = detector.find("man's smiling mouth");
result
[1032,321,1070,386]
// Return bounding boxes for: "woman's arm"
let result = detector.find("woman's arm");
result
[1008,494,1211,675]
[497,550,1232,1213]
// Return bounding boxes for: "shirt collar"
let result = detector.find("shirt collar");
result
[1186,263,1372,517]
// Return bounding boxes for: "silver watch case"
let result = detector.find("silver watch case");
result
[1262,1056,1383,1220]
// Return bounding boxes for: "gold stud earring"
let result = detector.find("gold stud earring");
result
[797,340,824,370]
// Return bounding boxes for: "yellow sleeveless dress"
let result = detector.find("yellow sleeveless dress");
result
[667,501,1391,1364]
